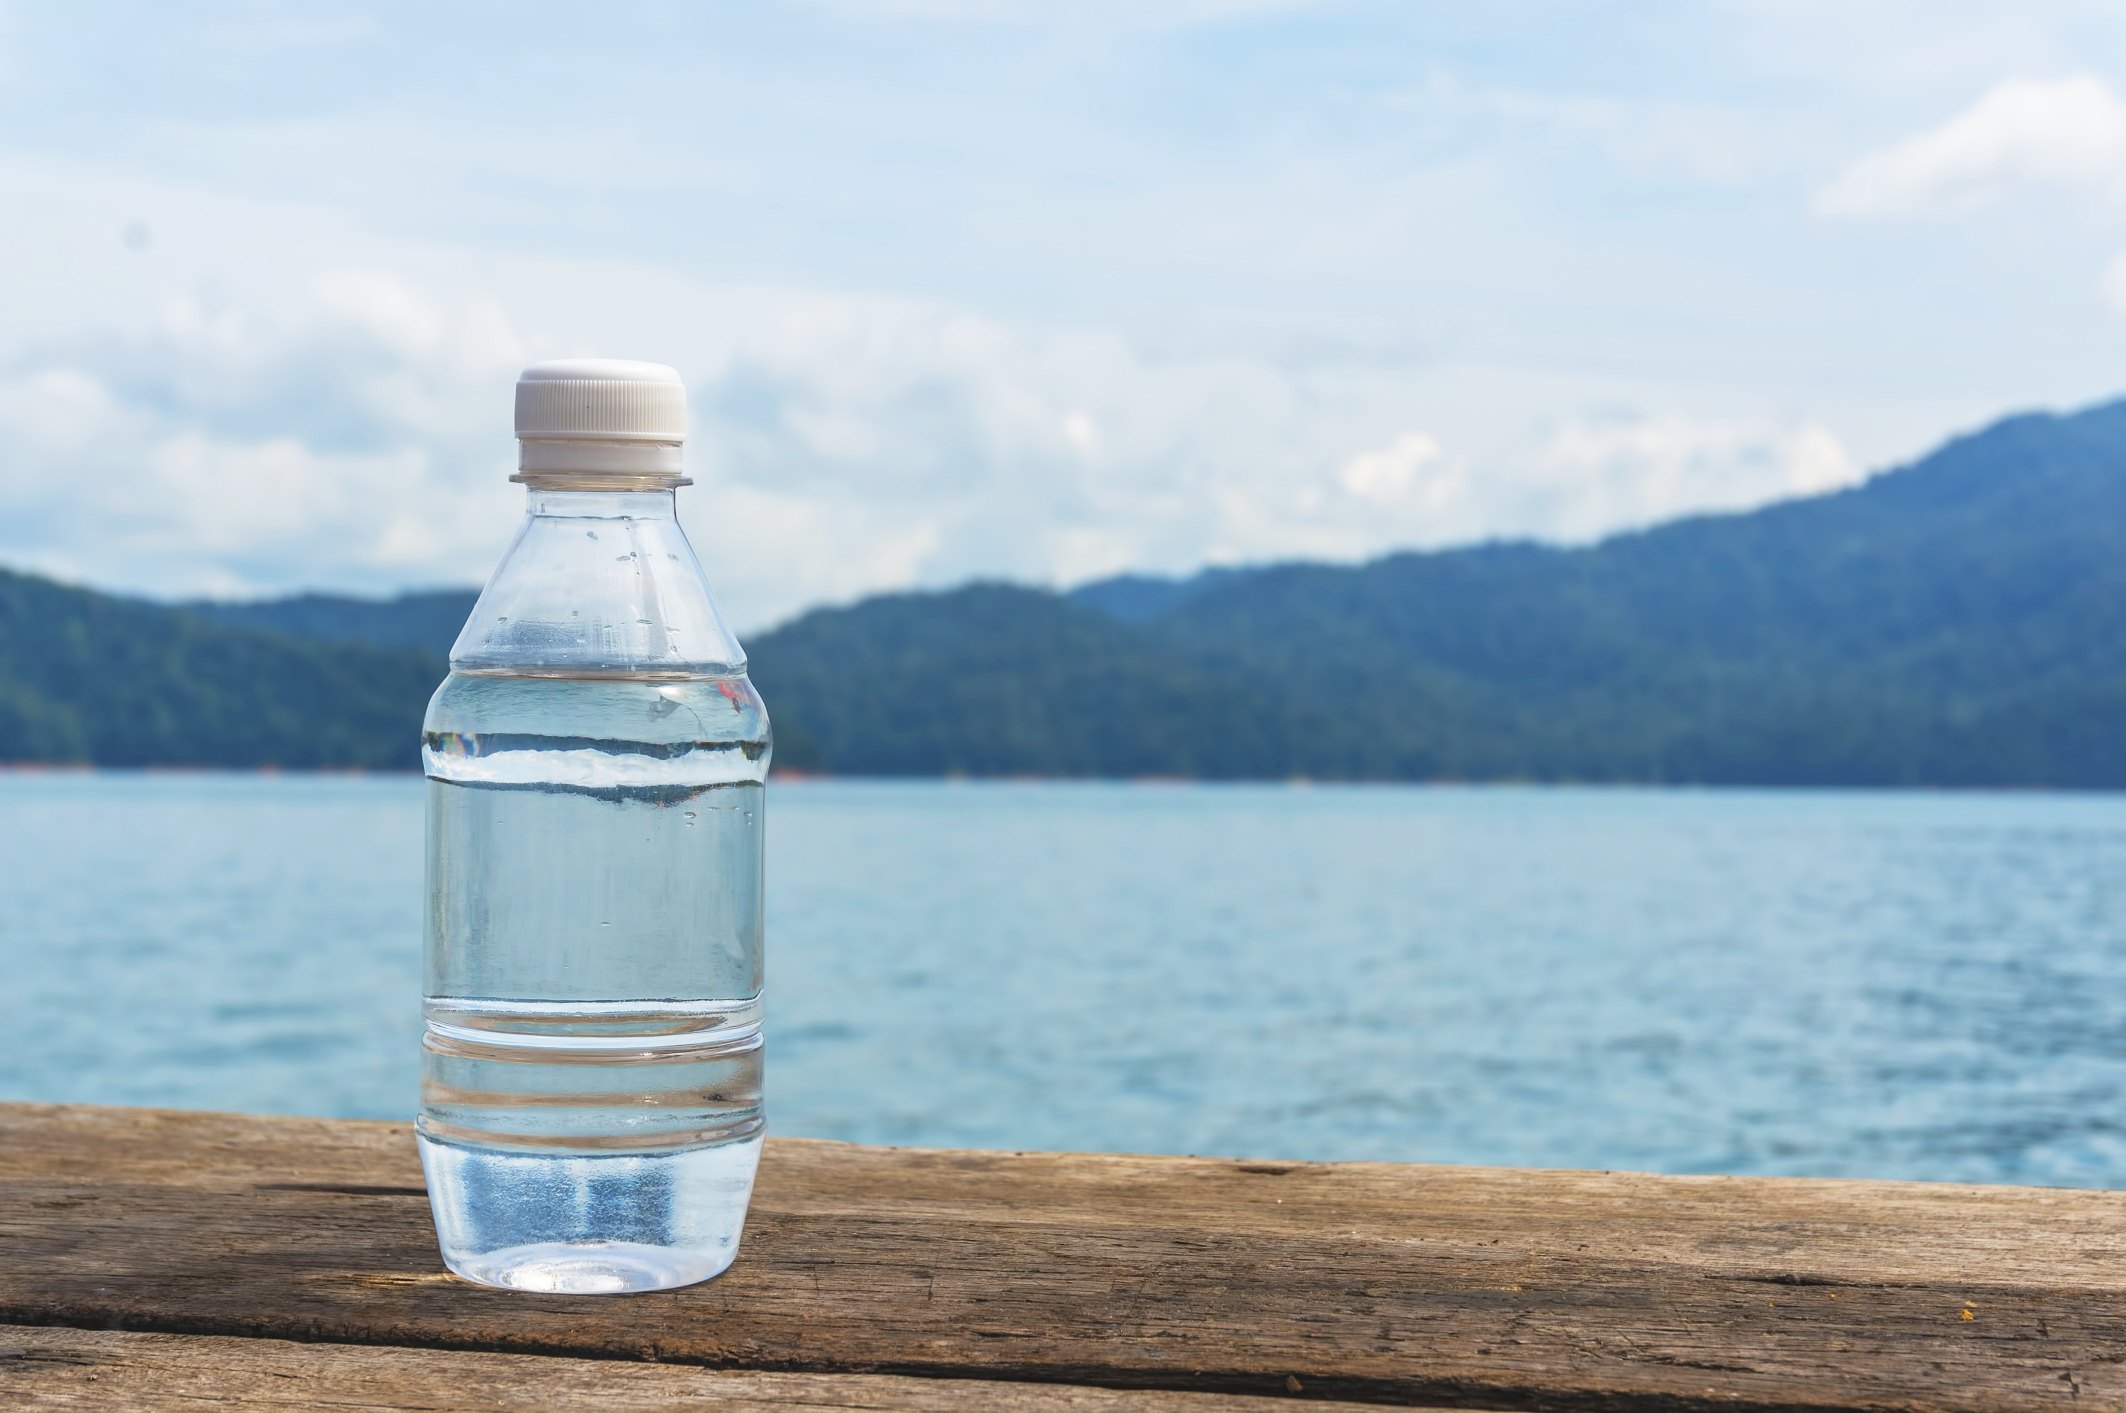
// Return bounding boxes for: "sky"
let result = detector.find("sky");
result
[2,2,2125,630]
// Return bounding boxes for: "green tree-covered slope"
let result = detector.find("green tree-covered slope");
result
[0,570,439,768]
[1086,400,2126,784]
[3,396,2123,783]
[184,588,479,656]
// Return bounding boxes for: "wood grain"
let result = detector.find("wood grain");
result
[3,1102,2124,1409]
[0,1326,1396,1410]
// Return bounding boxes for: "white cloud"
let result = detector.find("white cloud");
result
[1524,415,1861,540]
[1817,75,2126,217]
[1308,415,1863,553]
[1389,71,1768,188]
[0,253,1870,630]
[0,273,530,599]
[0,369,120,452]
[1061,412,1099,458]
[1339,432,1453,505]
[2101,250,2126,314]
[788,0,1332,26]
[0,3,2054,621]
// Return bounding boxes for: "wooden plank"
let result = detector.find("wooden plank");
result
[0,1325,1394,1410]
[2,1102,2124,1410]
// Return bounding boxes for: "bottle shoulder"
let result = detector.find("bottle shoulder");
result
[451,510,746,676]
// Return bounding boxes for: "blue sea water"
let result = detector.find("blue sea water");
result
[3,773,2124,1186]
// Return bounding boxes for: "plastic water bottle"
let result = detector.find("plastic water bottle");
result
[418,359,769,1294]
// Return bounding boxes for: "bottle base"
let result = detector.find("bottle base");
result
[439,1239,737,1294]
[418,1132,762,1295]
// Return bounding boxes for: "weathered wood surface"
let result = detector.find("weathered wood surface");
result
[0,1326,1393,1410]
[2,1103,2124,1410]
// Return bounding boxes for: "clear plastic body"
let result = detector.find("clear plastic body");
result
[419,486,769,1294]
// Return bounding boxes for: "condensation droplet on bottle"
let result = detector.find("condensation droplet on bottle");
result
[684,811,698,825]
[586,530,599,540]
[637,618,652,626]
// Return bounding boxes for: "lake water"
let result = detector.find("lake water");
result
[4,774,2124,1186]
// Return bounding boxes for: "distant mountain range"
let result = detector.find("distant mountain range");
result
[5,396,2126,784]
[0,572,436,769]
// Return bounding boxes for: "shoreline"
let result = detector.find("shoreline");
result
[2,762,2123,795]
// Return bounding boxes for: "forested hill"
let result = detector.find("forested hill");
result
[185,588,477,656]
[5,396,2126,783]
[762,398,2126,785]
[0,570,437,768]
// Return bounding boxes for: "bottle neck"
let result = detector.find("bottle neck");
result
[514,435,687,490]
[525,487,678,521]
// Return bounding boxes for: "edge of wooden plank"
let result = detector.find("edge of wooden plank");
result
[0,1325,1421,1411]
[5,1102,2124,1411]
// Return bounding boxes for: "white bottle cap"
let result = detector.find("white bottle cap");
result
[513,359,688,481]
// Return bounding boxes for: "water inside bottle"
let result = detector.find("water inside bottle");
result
[419,670,766,1293]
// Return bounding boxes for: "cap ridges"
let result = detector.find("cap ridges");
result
[515,359,686,443]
